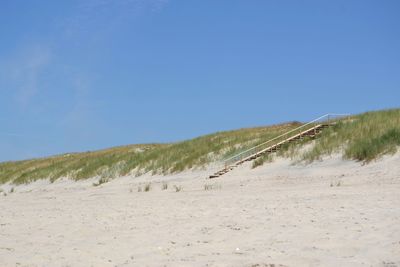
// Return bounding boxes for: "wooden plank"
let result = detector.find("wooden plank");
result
[209,123,332,178]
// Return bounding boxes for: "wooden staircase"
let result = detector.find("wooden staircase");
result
[209,123,331,179]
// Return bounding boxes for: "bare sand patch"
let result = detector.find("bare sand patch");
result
[0,154,399,267]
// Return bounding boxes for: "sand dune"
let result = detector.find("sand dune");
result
[1,153,399,267]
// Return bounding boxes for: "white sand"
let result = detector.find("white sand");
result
[0,153,399,267]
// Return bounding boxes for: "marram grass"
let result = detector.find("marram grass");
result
[1,109,399,185]
[300,109,400,163]
[0,122,300,184]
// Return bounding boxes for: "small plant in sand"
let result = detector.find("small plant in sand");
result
[10,187,15,193]
[204,183,222,191]
[93,177,108,187]
[330,181,342,187]
[144,183,151,192]
[0,188,6,196]
[252,154,273,169]
[137,186,142,192]
[173,185,183,192]
[161,182,168,190]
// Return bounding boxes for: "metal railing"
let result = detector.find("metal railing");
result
[222,113,350,168]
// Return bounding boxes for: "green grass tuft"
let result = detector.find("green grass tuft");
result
[144,183,151,192]
[173,185,183,192]
[301,109,400,163]
[162,182,168,190]
[93,177,108,187]
[345,128,400,162]
[252,154,274,168]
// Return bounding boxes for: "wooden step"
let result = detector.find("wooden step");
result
[208,123,334,179]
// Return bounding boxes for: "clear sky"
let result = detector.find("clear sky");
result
[0,0,399,161]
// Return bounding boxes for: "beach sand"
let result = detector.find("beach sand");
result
[1,153,399,267]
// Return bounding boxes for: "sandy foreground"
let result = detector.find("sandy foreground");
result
[0,154,399,267]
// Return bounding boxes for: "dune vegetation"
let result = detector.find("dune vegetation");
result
[0,122,300,184]
[1,109,399,185]
[251,109,400,168]
[300,108,400,162]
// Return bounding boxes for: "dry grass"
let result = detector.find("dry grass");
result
[144,183,151,192]
[204,183,222,191]
[301,109,400,162]
[1,109,398,185]
[251,109,400,168]
[173,185,183,192]
[161,182,168,190]
[0,122,301,184]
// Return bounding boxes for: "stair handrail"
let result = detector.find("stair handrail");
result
[223,113,350,167]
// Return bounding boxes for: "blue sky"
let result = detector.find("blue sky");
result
[0,0,399,161]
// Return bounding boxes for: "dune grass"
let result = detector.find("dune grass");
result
[252,154,274,169]
[251,134,315,168]
[246,109,400,168]
[1,109,398,185]
[301,109,400,162]
[0,144,159,185]
[0,122,301,184]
